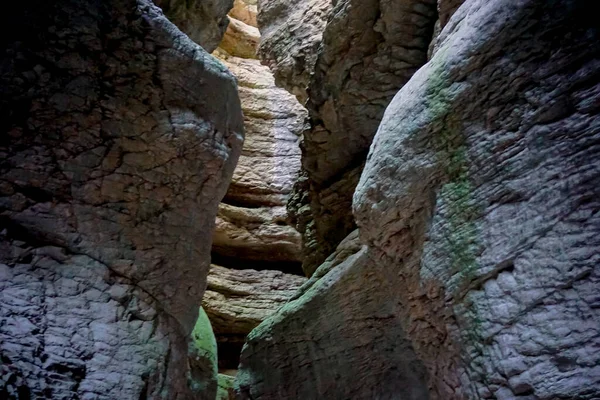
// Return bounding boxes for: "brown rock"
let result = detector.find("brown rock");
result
[219,17,261,59]
[203,265,306,336]
[212,203,302,266]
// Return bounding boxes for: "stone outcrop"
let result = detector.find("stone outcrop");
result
[258,0,439,274]
[256,0,331,103]
[201,0,308,373]
[237,0,600,399]
[154,0,235,52]
[0,1,243,398]
[203,265,306,369]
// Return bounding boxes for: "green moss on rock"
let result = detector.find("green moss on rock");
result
[187,307,218,399]
[217,374,236,400]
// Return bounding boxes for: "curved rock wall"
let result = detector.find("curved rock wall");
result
[0,1,243,398]
[202,0,309,373]
[237,0,600,398]
[257,0,439,275]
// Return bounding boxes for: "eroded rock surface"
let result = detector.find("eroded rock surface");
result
[154,0,235,52]
[203,265,306,338]
[238,1,600,399]
[258,0,439,274]
[0,1,243,398]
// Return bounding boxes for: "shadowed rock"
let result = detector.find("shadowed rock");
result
[0,0,243,398]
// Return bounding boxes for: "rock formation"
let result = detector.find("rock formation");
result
[202,0,309,373]
[238,0,600,399]
[0,1,243,398]
[154,0,235,52]
[257,0,440,274]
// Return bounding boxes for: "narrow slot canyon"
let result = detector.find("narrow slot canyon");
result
[1,0,599,400]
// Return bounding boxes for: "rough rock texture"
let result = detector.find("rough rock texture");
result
[216,54,307,208]
[258,0,439,274]
[217,373,236,400]
[237,231,431,400]
[219,17,261,59]
[188,308,218,399]
[213,204,302,267]
[230,0,258,27]
[256,0,331,103]
[0,1,243,398]
[238,1,600,399]
[154,0,235,52]
[210,2,306,270]
[203,265,306,337]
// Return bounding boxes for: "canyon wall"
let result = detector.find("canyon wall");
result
[238,0,600,398]
[0,0,243,398]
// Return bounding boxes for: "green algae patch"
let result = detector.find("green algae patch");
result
[217,373,236,400]
[187,307,218,398]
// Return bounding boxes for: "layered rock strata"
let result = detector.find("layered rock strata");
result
[154,0,235,52]
[0,1,243,398]
[257,0,439,274]
[238,0,600,399]
[203,0,309,371]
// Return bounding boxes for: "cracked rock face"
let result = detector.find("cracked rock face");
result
[203,265,306,341]
[0,0,243,398]
[154,0,235,52]
[237,0,600,398]
[258,0,439,275]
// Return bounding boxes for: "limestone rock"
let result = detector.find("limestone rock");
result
[256,0,331,103]
[236,232,430,399]
[258,0,438,274]
[216,53,307,208]
[217,373,236,400]
[219,17,261,59]
[203,265,306,336]
[188,308,219,398]
[213,204,302,266]
[0,0,243,398]
[210,50,306,270]
[238,1,600,398]
[154,0,235,52]
[230,0,258,27]
[354,0,600,397]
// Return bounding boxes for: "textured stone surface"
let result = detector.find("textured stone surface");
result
[237,231,430,399]
[188,308,218,399]
[219,17,261,59]
[216,53,307,208]
[213,204,302,266]
[154,0,235,52]
[238,1,600,399]
[258,0,439,274]
[230,0,258,27]
[203,265,306,336]
[217,373,236,400]
[256,0,331,103]
[0,0,243,398]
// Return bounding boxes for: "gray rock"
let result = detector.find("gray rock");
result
[154,0,235,52]
[0,0,243,398]
[258,0,439,274]
[355,0,600,397]
[238,0,600,398]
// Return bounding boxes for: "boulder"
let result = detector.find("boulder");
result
[0,0,243,398]
[238,0,600,398]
